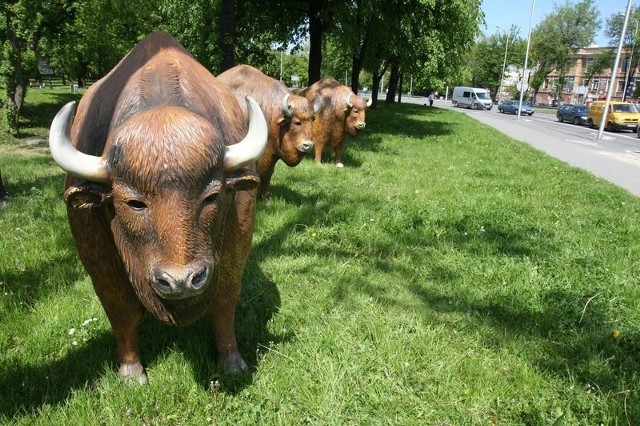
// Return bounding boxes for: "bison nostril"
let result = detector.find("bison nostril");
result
[358,123,366,129]
[190,266,209,290]
[153,272,174,295]
[151,262,210,299]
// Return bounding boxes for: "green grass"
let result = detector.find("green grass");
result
[1,91,639,425]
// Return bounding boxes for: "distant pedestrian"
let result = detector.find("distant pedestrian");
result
[428,92,434,107]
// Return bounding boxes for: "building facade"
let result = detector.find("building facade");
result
[532,47,636,106]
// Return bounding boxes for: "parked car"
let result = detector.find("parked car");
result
[498,100,535,116]
[587,101,640,132]
[556,103,588,125]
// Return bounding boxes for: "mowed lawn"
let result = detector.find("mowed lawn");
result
[1,91,639,425]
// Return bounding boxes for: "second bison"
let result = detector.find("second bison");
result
[219,65,319,198]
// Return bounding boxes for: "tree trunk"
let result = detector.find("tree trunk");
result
[397,73,403,103]
[307,0,325,85]
[371,73,380,108]
[4,30,26,135]
[385,62,400,103]
[219,0,236,72]
[349,0,369,94]
[370,61,390,109]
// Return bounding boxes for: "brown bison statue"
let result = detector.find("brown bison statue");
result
[297,78,371,167]
[48,32,268,383]
[218,65,319,198]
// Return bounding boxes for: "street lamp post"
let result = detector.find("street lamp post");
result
[517,0,535,121]
[496,26,510,103]
[622,17,638,101]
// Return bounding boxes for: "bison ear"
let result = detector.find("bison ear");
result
[64,182,112,209]
[225,168,260,192]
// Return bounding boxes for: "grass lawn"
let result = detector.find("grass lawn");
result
[0,89,639,425]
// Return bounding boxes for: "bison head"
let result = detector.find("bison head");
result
[49,98,267,324]
[276,93,319,166]
[344,94,372,136]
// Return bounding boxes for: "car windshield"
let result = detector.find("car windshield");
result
[476,92,490,100]
[612,104,638,113]
[575,106,587,113]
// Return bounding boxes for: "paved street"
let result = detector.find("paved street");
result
[398,95,640,197]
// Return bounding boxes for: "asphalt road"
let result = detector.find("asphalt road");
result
[400,95,640,197]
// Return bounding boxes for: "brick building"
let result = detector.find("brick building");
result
[529,46,636,106]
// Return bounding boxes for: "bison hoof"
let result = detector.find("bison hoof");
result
[218,351,249,374]
[336,162,344,168]
[119,361,148,385]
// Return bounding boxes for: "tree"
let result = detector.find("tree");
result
[529,0,600,103]
[219,0,236,71]
[0,0,40,135]
[604,7,640,100]
[369,0,483,105]
[470,27,525,101]
[583,48,615,98]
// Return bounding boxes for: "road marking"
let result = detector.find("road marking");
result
[599,150,640,166]
[566,138,598,147]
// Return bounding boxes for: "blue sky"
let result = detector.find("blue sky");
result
[480,0,631,47]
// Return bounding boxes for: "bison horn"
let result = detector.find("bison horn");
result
[346,94,353,109]
[366,97,373,107]
[313,95,321,113]
[49,101,111,183]
[224,96,268,171]
[281,94,292,118]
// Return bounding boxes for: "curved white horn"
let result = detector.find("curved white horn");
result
[281,93,292,118]
[346,94,353,108]
[224,96,268,171]
[366,97,372,107]
[49,101,110,183]
[313,95,321,113]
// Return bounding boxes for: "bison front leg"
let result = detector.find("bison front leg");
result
[258,163,276,199]
[94,280,148,384]
[69,210,148,384]
[210,190,255,374]
[334,142,345,168]
[314,140,326,165]
[209,298,248,374]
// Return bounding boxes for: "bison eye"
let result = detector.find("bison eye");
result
[203,193,219,205]
[126,199,147,210]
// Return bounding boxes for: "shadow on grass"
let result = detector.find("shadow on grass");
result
[0,259,283,418]
[18,92,82,138]
[408,284,640,392]
[308,103,457,168]
[263,179,640,401]
[2,183,285,416]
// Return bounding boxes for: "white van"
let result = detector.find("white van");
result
[451,86,493,110]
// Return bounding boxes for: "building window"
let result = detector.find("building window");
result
[617,78,625,92]
[591,80,599,91]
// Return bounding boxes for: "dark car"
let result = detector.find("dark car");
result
[556,104,588,125]
[498,100,535,116]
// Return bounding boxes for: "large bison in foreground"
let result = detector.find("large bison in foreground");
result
[48,32,268,383]
[218,65,319,198]
[297,78,371,167]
